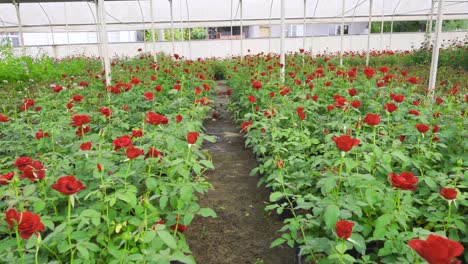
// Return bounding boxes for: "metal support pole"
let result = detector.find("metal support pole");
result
[365,0,373,66]
[303,0,307,50]
[92,1,104,65]
[268,0,273,53]
[428,0,435,35]
[240,0,243,59]
[64,3,70,56]
[428,0,445,99]
[39,3,56,57]
[169,0,175,54]
[13,0,25,56]
[339,0,345,66]
[230,0,233,55]
[97,0,111,85]
[150,0,157,64]
[280,0,285,83]
[389,0,402,50]
[186,0,191,59]
[380,0,384,49]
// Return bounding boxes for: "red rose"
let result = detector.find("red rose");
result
[187,132,199,145]
[399,135,406,142]
[113,135,133,151]
[432,125,440,133]
[0,172,14,185]
[440,188,457,200]
[80,141,92,151]
[252,81,262,90]
[0,114,10,122]
[363,113,380,126]
[348,88,357,96]
[332,135,360,152]
[14,157,33,171]
[5,209,45,239]
[351,100,361,109]
[99,107,112,119]
[408,234,464,264]
[435,97,443,105]
[408,109,420,116]
[154,85,163,92]
[169,223,187,233]
[415,124,430,133]
[241,121,253,132]
[407,76,419,84]
[70,114,91,126]
[194,87,202,95]
[145,147,164,160]
[20,160,46,182]
[35,130,50,140]
[276,160,284,169]
[311,95,318,101]
[126,146,144,159]
[132,129,143,138]
[248,95,256,103]
[51,175,86,195]
[144,91,154,100]
[173,84,181,91]
[363,67,375,79]
[145,111,169,125]
[296,107,305,121]
[175,115,183,123]
[336,220,354,239]
[384,103,398,113]
[72,95,83,103]
[76,126,90,137]
[389,172,418,191]
[390,94,405,103]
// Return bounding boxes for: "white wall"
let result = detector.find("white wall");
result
[12,31,468,59]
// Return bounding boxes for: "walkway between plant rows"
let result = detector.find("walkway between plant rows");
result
[185,83,296,264]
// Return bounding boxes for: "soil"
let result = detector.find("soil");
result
[185,83,296,264]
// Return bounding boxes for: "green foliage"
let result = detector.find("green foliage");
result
[145,28,207,42]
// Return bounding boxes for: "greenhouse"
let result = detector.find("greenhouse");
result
[0,0,467,263]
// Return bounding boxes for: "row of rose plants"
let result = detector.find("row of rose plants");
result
[225,49,466,263]
[0,52,219,263]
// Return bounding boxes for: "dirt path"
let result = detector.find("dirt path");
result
[185,83,295,264]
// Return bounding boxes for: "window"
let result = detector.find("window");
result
[0,33,20,47]
[288,25,304,37]
[336,24,349,35]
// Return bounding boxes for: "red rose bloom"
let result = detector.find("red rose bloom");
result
[384,103,398,113]
[145,147,164,160]
[332,135,360,152]
[72,95,83,103]
[415,124,430,133]
[175,115,183,123]
[440,188,457,200]
[363,113,380,126]
[435,97,443,105]
[144,91,154,100]
[14,157,33,171]
[187,132,200,145]
[336,220,354,239]
[391,94,405,103]
[363,67,375,79]
[407,76,419,84]
[99,107,112,119]
[145,111,169,125]
[70,114,91,126]
[432,125,440,133]
[132,129,143,138]
[0,114,10,122]
[351,100,361,109]
[20,160,46,182]
[170,223,187,233]
[348,88,357,96]
[154,85,163,92]
[408,234,464,264]
[194,87,202,95]
[76,126,90,137]
[35,130,50,140]
[126,146,144,159]
[241,121,253,132]
[408,109,420,116]
[0,172,14,185]
[80,141,92,151]
[5,209,45,239]
[113,135,133,151]
[389,172,418,191]
[252,81,262,90]
[296,107,305,121]
[248,95,257,103]
[51,175,86,195]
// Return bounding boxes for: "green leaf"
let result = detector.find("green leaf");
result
[146,178,159,191]
[171,251,196,264]
[270,192,283,202]
[180,185,193,202]
[157,230,177,249]
[270,238,286,248]
[198,208,217,218]
[199,160,214,169]
[34,201,46,212]
[365,189,378,207]
[160,196,168,209]
[23,185,36,197]
[324,204,340,229]
[117,193,137,207]
[77,244,90,259]
[183,213,195,225]
[143,230,156,243]
[424,177,437,189]
[373,214,393,239]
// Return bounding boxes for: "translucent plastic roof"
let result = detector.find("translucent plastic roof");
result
[1,0,467,28]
